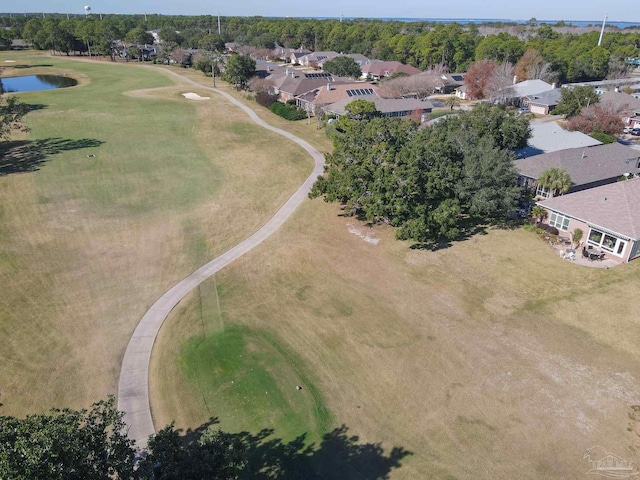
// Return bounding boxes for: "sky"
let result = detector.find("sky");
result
[4,1,637,23]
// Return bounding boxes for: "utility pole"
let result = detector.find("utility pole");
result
[218,15,221,35]
[598,14,607,47]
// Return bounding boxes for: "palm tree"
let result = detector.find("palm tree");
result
[445,95,460,111]
[531,205,547,223]
[537,167,572,197]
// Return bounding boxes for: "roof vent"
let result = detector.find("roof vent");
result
[582,150,587,158]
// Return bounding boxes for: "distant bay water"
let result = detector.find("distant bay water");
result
[312,17,640,28]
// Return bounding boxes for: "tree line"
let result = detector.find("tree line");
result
[310,103,530,244]
[1,15,639,82]
[0,396,409,479]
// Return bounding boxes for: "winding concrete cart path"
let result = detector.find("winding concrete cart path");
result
[117,76,325,448]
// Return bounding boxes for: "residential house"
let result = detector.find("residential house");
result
[516,143,640,198]
[517,121,602,158]
[344,53,371,66]
[147,29,161,43]
[437,73,466,93]
[10,39,31,50]
[269,69,348,103]
[454,85,468,100]
[628,110,640,129]
[296,81,380,115]
[522,88,563,115]
[272,45,311,63]
[598,90,640,127]
[510,80,553,105]
[299,51,340,68]
[289,50,312,64]
[562,77,640,95]
[254,60,286,79]
[360,61,422,81]
[325,94,434,122]
[537,177,640,263]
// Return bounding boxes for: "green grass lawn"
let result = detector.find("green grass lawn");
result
[0,53,311,415]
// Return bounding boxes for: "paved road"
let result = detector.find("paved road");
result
[117,72,325,448]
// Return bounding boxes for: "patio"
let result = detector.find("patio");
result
[550,243,619,269]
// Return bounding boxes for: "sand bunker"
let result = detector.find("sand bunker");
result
[4,60,16,63]
[182,92,210,100]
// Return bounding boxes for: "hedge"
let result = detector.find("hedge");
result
[270,102,307,121]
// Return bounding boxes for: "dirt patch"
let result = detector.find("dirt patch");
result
[346,222,380,244]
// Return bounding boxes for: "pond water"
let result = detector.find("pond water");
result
[0,75,77,93]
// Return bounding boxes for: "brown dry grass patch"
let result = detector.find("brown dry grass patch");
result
[153,197,640,479]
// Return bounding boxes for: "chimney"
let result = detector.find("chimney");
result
[327,82,332,91]
[513,75,517,85]
[551,82,557,89]
[615,86,620,93]
[286,67,290,76]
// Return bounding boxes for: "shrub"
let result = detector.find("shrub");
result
[256,91,278,108]
[572,228,583,244]
[270,102,307,121]
[535,222,558,235]
[589,131,616,144]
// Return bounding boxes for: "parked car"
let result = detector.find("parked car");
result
[624,126,633,134]
[517,107,530,114]
[632,128,640,136]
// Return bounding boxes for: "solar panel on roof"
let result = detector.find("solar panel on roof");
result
[346,88,374,97]
[304,73,332,78]
[451,75,463,81]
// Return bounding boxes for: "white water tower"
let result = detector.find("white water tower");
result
[84,5,91,16]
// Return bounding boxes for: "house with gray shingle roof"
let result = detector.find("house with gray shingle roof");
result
[598,90,640,127]
[360,61,422,81]
[299,51,340,68]
[269,68,349,102]
[512,80,553,98]
[325,94,433,122]
[517,121,602,158]
[538,177,640,262]
[296,81,380,115]
[516,143,640,198]
[523,89,563,115]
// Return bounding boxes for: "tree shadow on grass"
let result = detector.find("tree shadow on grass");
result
[0,137,104,176]
[12,64,55,69]
[410,218,489,251]
[22,103,48,114]
[172,419,411,480]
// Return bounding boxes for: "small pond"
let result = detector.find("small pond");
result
[0,75,78,93]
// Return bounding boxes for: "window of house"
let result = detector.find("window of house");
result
[588,230,602,244]
[549,212,570,231]
[587,228,627,257]
[536,184,551,198]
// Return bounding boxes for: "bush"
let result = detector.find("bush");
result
[589,131,616,144]
[535,222,559,235]
[270,102,307,121]
[256,91,278,108]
